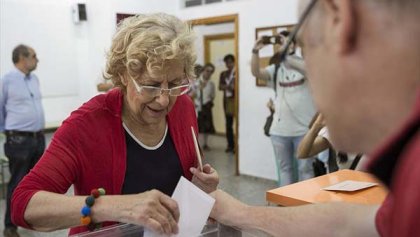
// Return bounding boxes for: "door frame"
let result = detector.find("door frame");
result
[189,14,240,175]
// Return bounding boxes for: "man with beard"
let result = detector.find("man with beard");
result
[252,30,316,186]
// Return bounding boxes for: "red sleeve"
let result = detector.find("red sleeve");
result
[11,121,82,228]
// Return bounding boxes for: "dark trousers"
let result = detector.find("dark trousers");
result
[4,134,45,228]
[225,114,234,149]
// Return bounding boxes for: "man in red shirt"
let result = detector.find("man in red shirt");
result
[210,0,420,236]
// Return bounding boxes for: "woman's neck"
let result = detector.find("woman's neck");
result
[122,105,167,147]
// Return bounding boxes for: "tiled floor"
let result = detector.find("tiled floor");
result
[0,134,277,236]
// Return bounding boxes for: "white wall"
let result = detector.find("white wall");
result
[1,0,300,181]
[1,0,82,124]
[0,0,177,124]
[193,23,235,64]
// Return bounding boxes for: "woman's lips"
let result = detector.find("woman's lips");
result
[146,106,165,117]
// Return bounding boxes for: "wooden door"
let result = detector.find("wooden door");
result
[204,33,235,134]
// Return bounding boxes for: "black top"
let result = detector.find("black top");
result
[122,127,183,196]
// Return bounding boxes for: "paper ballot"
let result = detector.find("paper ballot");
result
[144,177,215,237]
[323,180,378,192]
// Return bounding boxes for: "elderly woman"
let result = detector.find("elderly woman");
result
[11,13,218,236]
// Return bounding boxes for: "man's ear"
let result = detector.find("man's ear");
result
[323,0,357,54]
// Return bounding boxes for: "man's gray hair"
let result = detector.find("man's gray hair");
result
[12,44,30,64]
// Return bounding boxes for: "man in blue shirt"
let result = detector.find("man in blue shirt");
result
[0,44,45,237]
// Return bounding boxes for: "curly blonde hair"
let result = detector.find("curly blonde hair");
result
[104,13,196,88]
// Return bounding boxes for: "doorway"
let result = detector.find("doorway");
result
[189,15,239,175]
[204,33,234,135]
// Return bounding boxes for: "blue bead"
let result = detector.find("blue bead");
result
[81,206,91,216]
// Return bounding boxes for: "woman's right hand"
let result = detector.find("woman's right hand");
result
[97,190,179,235]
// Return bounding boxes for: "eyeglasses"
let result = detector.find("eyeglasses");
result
[278,0,319,63]
[131,77,190,97]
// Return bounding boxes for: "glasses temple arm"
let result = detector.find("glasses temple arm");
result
[279,0,319,63]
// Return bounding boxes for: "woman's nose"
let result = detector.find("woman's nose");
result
[154,90,170,107]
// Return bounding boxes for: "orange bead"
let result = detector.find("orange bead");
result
[80,216,91,225]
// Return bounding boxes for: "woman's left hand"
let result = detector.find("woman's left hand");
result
[190,164,219,193]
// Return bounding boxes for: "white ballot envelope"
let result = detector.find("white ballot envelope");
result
[323,180,378,192]
[145,177,215,237]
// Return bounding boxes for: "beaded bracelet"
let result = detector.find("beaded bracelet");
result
[80,188,106,231]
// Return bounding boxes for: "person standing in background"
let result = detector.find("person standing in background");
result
[194,63,216,150]
[219,54,235,153]
[251,31,316,186]
[187,64,203,99]
[297,113,365,173]
[0,44,45,237]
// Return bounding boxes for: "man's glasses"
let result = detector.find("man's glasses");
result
[131,77,190,97]
[279,0,318,63]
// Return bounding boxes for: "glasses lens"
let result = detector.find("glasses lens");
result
[169,85,190,96]
[140,86,161,97]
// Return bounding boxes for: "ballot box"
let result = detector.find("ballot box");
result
[70,222,270,237]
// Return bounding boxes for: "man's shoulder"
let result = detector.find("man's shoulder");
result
[396,129,420,175]
[29,72,39,80]
[2,70,18,81]
[376,131,420,236]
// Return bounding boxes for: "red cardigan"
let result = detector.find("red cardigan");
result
[12,88,199,235]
